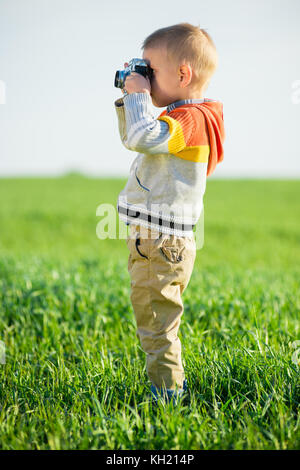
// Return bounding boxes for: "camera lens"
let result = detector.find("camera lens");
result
[114,71,122,88]
[115,70,126,89]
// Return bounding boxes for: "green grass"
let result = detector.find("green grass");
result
[0,175,299,450]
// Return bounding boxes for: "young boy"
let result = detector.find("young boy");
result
[114,23,225,404]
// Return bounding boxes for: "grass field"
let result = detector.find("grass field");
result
[0,175,299,450]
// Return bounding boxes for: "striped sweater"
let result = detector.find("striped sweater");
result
[114,92,225,237]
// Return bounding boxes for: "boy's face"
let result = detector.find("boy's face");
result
[142,46,182,108]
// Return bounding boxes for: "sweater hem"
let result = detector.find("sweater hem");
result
[117,199,198,224]
[118,204,196,237]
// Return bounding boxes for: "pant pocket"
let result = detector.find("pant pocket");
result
[160,245,184,263]
[135,236,149,259]
[126,232,149,260]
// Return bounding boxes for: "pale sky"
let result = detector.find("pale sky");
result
[0,0,299,178]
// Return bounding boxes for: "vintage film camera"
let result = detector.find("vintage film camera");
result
[114,58,153,96]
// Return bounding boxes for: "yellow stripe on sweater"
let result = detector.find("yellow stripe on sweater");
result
[158,115,210,163]
[176,145,210,163]
[157,116,186,154]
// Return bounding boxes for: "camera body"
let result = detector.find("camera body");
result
[114,58,153,94]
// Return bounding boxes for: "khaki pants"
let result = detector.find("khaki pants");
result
[126,223,196,393]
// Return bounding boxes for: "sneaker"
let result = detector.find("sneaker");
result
[150,379,188,406]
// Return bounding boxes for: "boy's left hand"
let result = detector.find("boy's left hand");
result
[122,62,151,96]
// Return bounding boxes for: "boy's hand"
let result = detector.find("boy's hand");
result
[122,61,151,96]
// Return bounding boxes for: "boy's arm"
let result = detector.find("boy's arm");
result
[114,96,131,150]
[114,92,195,156]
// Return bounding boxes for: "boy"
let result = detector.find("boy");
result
[114,23,225,404]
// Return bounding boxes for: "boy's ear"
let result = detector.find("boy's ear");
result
[179,64,193,87]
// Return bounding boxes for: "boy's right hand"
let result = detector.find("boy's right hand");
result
[122,61,151,96]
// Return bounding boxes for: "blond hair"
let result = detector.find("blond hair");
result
[141,23,218,91]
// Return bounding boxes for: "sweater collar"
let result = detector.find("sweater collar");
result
[166,98,216,113]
